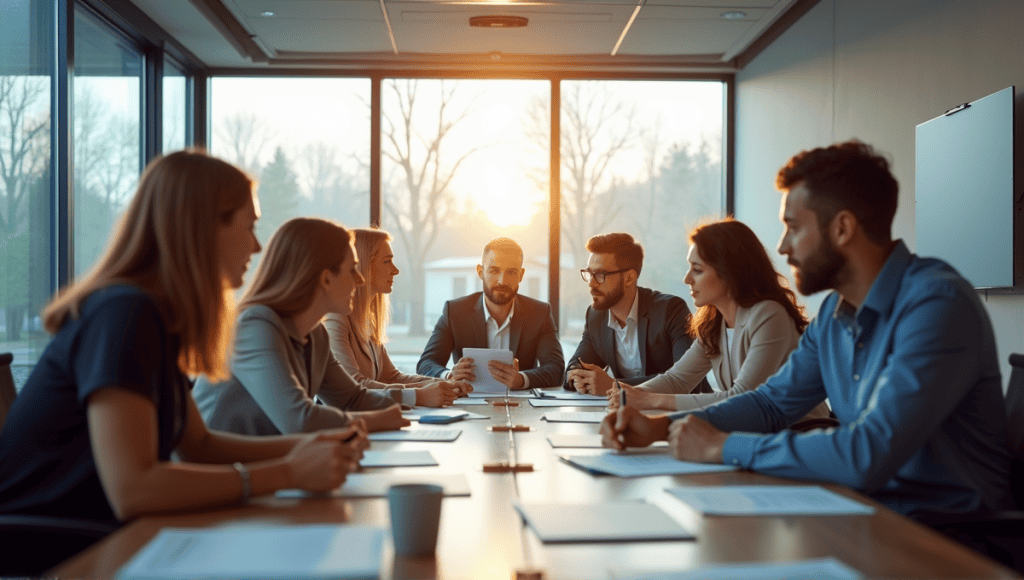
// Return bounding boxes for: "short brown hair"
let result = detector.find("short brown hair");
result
[775,139,898,243]
[586,232,644,276]
[482,237,523,263]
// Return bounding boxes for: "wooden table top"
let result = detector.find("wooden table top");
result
[49,397,1020,579]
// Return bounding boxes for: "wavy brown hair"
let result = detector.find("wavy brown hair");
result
[42,150,254,380]
[241,218,352,318]
[688,218,807,358]
[349,228,392,345]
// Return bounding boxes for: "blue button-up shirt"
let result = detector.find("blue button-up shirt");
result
[672,241,1012,520]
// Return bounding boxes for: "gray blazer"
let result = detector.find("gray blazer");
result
[193,305,397,436]
[638,300,831,420]
[324,313,432,391]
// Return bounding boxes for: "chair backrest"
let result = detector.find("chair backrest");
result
[0,352,16,433]
[1006,353,1024,509]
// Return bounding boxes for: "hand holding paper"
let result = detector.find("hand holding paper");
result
[461,348,514,394]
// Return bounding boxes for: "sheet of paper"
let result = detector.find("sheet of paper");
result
[611,557,862,580]
[465,390,535,398]
[532,389,606,401]
[542,411,607,423]
[561,450,737,477]
[665,485,875,516]
[530,398,609,407]
[368,428,462,442]
[117,524,384,579]
[462,347,514,394]
[276,473,471,499]
[547,433,669,449]
[514,501,694,543]
[359,450,438,468]
[403,408,487,420]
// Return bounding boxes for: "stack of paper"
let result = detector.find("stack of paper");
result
[530,398,608,407]
[367,428,461,442]
[359,450,437,468]
[664,485,874,516]
[514,501,693,543]
[277,473,471,499]
[541,411,607,423]
[561,450,737,477]
[611,557,862,579]
[117,524,384,579]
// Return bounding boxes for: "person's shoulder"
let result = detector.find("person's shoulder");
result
[641,286,688,312]
[904,253,976,294]
[516,294,551,312]
[81,284,163,326]
[447,292,483,310]
[747,298,788,319]
[237,304,289,334]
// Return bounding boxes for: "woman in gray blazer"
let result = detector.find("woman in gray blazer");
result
[324,228,466,406]
[193,218,410,435]
[611,219,831,421]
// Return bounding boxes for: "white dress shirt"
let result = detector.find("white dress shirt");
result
[608,291,642,379]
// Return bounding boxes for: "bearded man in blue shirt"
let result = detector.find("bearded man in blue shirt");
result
[602,140,1012,524]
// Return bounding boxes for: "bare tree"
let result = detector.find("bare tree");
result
[0,75,49,341]
[214,110,277,174]
[381,79,480,336]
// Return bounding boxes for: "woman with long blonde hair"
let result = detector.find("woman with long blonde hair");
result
[0,151,363,572]
[609,218,831,422]
[324,228,466,406]
[193,219,410,434]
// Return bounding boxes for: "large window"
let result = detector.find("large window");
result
[162,57,187,152]
[0,0,52,380]
[73,7,142,279]
[558,80,725,349]
[381,79,551,372]
[210,77,371,257]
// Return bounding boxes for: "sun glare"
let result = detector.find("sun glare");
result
[458,165,541,228]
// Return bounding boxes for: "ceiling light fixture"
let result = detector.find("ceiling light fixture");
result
[469,15,528,28]
[720,11,746,20]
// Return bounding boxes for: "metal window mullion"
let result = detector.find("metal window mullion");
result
[52,0,73,290]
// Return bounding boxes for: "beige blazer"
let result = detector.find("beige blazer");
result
[323,313,432,392]
[638,300,831,420]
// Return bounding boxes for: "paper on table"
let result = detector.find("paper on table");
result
[546,433,669,449]
[665,485,875,516]
[542,411,607,423]
[359,450,438,468]
[530,398,609,407]
[514,500,694,543]
[276,473,471,499]
[561,450,737,477]
[117,524,384,580]
[462,347,513,394]
[451,397,492,406]
[465,390,534,399]
[611,557,862,580]
[532,389,607,400]
[368,428,461,442]
[403,408,487,420]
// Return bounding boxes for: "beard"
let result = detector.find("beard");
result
[484,281,517,306]
[591,279,625,311]
[791,235,846,296]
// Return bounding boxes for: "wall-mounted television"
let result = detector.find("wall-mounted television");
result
[916,86,1022,291]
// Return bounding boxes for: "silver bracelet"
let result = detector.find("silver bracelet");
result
[233,462,251,502]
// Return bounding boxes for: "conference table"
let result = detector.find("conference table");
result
[50,394,1019,579]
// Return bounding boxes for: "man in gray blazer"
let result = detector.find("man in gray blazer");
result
[417,238,565,389]
[566,232,708,394]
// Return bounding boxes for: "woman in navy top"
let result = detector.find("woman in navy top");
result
[0,151,365,530]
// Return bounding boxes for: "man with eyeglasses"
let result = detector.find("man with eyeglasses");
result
[565,232,707,395]
[417,237,565,389]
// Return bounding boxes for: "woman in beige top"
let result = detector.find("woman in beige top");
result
[610,219,831,422]
[324,228,468,407]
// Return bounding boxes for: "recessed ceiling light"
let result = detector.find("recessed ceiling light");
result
[261,11,275,17]
[721,11,746,20]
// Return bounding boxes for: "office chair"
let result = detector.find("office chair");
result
[0,515,119,576]
[933,353,1024,574]
[0,352,16,433]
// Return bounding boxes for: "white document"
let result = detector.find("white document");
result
[665,485,875,516]
[562,450,737,477]
[542,411,607,423]
[359,450,438,468]
[532,389,606,401]
[465,390,534,399]
[402,408,487,420]
[368,428,461,442]
[612,557,862,580]
[462,347,514,394]
[530,398,608,407]
[514,501,694,543]
[276,473,471,499]
[547,433,669,449]
[117,524,384,580]
[451,397,491,406]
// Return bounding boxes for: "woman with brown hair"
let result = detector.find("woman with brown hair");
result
[0,151,363,560]
[609,218,831,420]
[193,218,410,434]
[324,228,466,407]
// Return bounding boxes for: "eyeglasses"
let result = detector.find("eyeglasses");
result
[580,269,629,284]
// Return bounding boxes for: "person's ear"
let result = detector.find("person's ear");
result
[625,269,638,287]
[476,264,484,281]
[320,269,332,289]
[832,210,857,247]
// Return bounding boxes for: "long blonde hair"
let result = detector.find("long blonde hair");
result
[349,228,393,345]
[241,218,352,317]
[42,150,254,380]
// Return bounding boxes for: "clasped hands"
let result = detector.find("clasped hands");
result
[449,356,525,390]
[599,405,729,464]
[566,361,617,395]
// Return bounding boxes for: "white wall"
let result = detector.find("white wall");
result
[734,0,1024,382]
